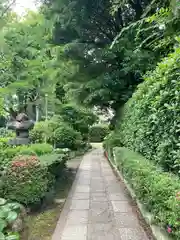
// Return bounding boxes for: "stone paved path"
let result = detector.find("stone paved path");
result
[52,148,150,240]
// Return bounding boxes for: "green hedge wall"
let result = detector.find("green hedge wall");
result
[117,46,180,174]
[114,147,180,239]
[89,124,110,142]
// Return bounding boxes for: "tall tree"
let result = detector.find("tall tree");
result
[42,0,177,115]
[0,10,73,119]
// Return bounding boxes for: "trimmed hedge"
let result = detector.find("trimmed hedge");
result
[54,123,82,150]
[0,143,53,171]
[2,155,50,205]
[116,46,180,174]
[89,124,110,142]
[39,153,68,178]
[113,147,180,239]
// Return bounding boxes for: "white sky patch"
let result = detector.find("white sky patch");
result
[13,0,39,15]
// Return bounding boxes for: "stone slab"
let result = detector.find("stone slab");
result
[52,149,151,240]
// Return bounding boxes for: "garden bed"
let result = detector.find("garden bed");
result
[106,147,180,239]
[23,157,81,240]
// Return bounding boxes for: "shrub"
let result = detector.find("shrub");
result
[54,123,82,150]
[103,132,123,150]
[89,124,110,142]
[3,155,50,205]
[0,128,14,138]
[0,138,10,149]
[116,46,180,174]
[29,121,48,143]
[114,147,180,239]
[58,104,97,140]
[54,148,70,155]
[30,118,63,144]
[0,144,53,171]
[0,146,23,166]
[40,153,68,178]
[103,132,123,161]
[29,143,53,156]
[18,149,37,156]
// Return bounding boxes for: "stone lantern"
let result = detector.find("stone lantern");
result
[7,113,34,145]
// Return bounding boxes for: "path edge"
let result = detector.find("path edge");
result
[51,156,84,240]
[106,149,173,240]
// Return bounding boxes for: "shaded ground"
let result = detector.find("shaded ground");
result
[25,157,82,240]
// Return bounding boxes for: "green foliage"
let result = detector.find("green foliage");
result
[103,131,122,150]
[30,117,66,144]
[29,121,48,143]
[0,138,10,149]
[53,148,70,155]
[89,124,110,142]
[0,11,70,119]
[117,45,180,174]
[0,198,20,240]
[40,153,68,178]
[58,104,97,139]
[0,129,14,138]
[43,0,178,115]
[54,123,82,150]
[28,144,53,156]
[3,155,50,205]
[114,147,180,238]
[17,149,37,156]
[0,144,53,170]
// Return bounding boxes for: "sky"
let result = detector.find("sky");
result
[13,0,39,15]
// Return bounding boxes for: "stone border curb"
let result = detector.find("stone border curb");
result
[105,149,173,240]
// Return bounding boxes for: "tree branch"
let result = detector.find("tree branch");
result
[0,0,16,19]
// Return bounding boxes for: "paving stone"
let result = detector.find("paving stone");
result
[52,148,151,240]
[90,185,106,192]
[88,223,120,240]
[70,200,89,210]
[90,192,107,198]
[90,192,108,201]
[91,183,105,189]
[109,193,128,201]
[72,193,90,200]
[111,201,133,213]
[89,201,114,223]
[61,224,87,240]
[74,186,90,193]
[91,177,103,182]
[89,208,114,223]
[90,195,108,202]
[114,212,140,228]
[90,201,109,211]
[76,180,91,186]
[91,179,104,184]
[66,210,88,225]
[107,184,125,193]
[119,228,149,240]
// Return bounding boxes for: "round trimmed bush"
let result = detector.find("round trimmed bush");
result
[54,123,82,150]
[30,121,48,143]
[3,155,50,205]
[58,104,97,140]
[89,124,110,142]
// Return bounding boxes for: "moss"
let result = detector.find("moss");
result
[27,207,61,240]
